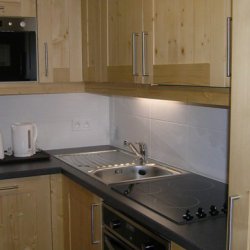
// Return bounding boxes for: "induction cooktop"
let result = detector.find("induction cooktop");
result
[112,174,228,225]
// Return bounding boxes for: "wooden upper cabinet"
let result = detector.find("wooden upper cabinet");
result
[0,175,52,250]
[37,0,83,83]
[98,0,231,87]
[101,0,143,84]
[0,0,36,17]
[82,0,102,82]
[144,0,232,87]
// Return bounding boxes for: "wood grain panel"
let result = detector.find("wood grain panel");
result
[0,176,52,250]
[103,0,143,83]
[0,0,36,17]
[69,0,82,81]
[228,0,250,248]
[151,0,230,87]
[37,0,82,83]
[0,82,85,95]
[107,65,134,83]
[85,82,230,107]
[153,63,210,85]
[37,0,53,82]
[51,174,102,250]
[82,0,101,82]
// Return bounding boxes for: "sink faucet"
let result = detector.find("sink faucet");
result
[123,140,147,165]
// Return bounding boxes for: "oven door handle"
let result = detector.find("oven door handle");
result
[91,203,100,244]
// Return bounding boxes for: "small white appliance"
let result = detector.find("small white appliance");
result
[11,122,37,157]
[0,131,4,159]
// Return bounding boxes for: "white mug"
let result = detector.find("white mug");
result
[0,131,4,159]
[11,122,38,157]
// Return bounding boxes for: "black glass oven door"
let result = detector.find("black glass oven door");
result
[0,32,37,81]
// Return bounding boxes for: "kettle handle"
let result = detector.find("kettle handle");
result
[32,123,38,152]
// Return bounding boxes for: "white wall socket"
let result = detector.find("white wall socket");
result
[72,119,91,131]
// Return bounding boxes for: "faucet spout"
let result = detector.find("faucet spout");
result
[123,140,147,165]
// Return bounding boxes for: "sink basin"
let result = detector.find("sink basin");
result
[55,149,183,185]
[93,163,181,185]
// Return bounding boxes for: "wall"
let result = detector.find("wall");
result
[0,93,110,150]
[110,96,229,183]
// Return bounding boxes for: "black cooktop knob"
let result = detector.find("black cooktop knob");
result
[209,205,219,216]
[183,209,194,221]
[196,207,207,219]
[221,202,227,214]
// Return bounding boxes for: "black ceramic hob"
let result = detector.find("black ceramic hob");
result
[112,173,228,225]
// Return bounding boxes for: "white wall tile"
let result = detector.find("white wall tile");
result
[187,105,229,130]
[150,99,188,123]
[150,120,189,168]
[187,127,228,182]
[110,112,150,152]
[112,96,150,118]
[0,93,110,150]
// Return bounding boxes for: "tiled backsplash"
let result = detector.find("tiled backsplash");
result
[0,93,110,150]
[0,92,229,183]
[110,96,229,183]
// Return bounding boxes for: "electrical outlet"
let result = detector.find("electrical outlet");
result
[72,119,91,131]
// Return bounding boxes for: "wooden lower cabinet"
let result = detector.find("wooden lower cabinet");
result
[51,174,102,250]
[0,175,52,250]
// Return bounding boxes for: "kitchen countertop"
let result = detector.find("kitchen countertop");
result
[0,145,227,250]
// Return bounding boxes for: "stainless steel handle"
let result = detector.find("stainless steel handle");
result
[91,203,100,244]
[142,31,149,76]
[228,195,240,250]
[227,17,232,77]
[44,42,48,77]
[0,185,18,191]
[132,32,139,76]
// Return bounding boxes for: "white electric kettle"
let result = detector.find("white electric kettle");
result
[11,122,38,157]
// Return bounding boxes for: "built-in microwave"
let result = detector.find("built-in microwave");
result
[0,17,37,82]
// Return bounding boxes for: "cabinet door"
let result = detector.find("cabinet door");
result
[0,175,52,250]
[101,0,143,83]
[228,0,250,248]
[144,0,231,87]
[51,174,102,250]
[82,0,102,82]
[37,0,82,83]
[0,0,36,17]
[68,179,102,250]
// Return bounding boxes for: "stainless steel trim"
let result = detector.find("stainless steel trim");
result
[0,185,18,191]
[142,31,149,76]
[132,32,139,76]
[91,203,100,244]
[227,17,232,77]
[228,195,240,250]
[44,42,49,77]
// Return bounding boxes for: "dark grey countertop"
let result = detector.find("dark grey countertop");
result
[0,145,227,250]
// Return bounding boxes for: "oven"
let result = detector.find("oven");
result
[0,17,37,82]
[103,203,170,250]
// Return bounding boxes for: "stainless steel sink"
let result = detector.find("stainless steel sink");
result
[93,163,181,185]
[55,149,183,185]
